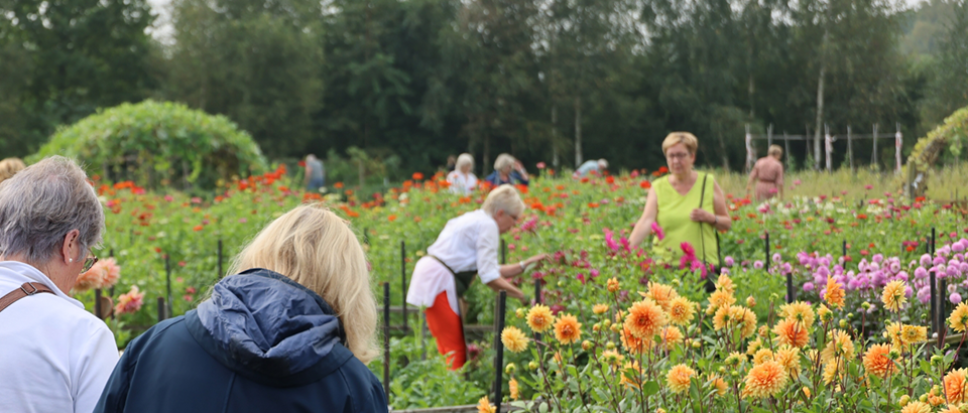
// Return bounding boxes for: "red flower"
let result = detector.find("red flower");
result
[640,181,652,189]
[412,172,424,181]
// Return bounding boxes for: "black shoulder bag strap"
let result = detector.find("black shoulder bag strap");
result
[697,173,720,293]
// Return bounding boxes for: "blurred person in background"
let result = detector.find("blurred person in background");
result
[746,145,785,201]
[574,158,608,178]
[0,157,26,184]
[303,154,325,192]
[485,154,529,186]
[446,153,478,195]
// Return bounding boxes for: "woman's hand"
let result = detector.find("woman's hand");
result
[524,253,550,269]
[690,208,715,224]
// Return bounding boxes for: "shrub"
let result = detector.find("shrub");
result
[30,100,268,190]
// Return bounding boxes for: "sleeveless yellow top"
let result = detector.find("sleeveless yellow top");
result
[651,172,719,266]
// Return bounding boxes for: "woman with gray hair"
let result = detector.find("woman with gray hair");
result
[446,153,478,194]
[406,185,547,370]
[484,153,529,186]
[0,156,119,413]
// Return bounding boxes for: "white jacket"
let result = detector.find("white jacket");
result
[0,261,119,413]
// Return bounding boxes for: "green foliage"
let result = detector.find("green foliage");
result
[162,0,324,157]
[30,100,268,190]
[370,334,487,409]
[0,0,155,155]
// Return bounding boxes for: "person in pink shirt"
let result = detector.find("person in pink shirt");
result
[746,145,785,201]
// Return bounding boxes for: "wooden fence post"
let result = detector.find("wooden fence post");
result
[872,124,879,168]
[847,126,853,172]
[896,123,903,175]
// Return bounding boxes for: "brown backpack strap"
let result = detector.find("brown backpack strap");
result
[0,282,54,313]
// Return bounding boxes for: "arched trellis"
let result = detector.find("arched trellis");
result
[900,106,968,199]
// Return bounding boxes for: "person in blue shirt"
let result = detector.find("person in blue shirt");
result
[574,158,608,178]
[485,153,530,186]
[94,205,386,413]
[303,154,325,191]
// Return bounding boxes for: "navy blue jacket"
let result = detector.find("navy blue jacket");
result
[94,269,387,413]
[484,170,529,186]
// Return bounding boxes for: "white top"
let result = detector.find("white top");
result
[0,261,119,413]
[446,171,478,195]
[574,160,600,177]
[406,210,502,314]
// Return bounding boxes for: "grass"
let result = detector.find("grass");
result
[707,163,968,202]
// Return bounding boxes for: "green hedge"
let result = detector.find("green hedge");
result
[31,100,268,190]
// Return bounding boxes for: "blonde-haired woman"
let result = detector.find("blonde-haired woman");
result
[0,157,26,185]
[629,132,731,283]
[95,205,386,413]
[746,145,785,201]
[407,185,547,370]
[447,153,478,194]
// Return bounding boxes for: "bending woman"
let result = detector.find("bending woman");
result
[95,205,386,412]
[629,132,731,278]
[406,185,547,370]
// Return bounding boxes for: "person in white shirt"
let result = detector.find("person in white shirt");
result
[573,158,608,178]
[406,185,547,370]
[446,153,478,195]
[0,156,119,413]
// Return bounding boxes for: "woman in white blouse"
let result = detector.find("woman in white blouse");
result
[406,185,547,370]
[446,153,478,194]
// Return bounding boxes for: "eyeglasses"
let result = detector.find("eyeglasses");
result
[665,152,691,160]
[80,255,99,273]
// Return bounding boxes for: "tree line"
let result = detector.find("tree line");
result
[1,0,966,176]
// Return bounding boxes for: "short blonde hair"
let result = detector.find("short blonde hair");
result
[229,204,378,364]
[0,158,26,184]
[493,153,516,173]
[456,153,474,172]
[768,145,783,158]
[482,184,525,217]
[661,132,699,155]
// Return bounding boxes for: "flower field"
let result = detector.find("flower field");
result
[81,165,968,412]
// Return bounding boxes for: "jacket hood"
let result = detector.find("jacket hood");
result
[189,268,347,382]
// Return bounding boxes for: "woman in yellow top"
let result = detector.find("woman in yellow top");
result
[629,132,731,278]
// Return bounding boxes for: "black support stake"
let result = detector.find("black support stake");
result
[501,239,507,265]
[930,268,939,336]
[535,278,543,351]
[383,282,391,403]
[492,291,507,413]
[842,240,847,259]
[157,297,166,322]
[765,232,771,273]
[217,239,224,278]
[94,288,103,320]
[400,241,407,333]
[165,254,172,317]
